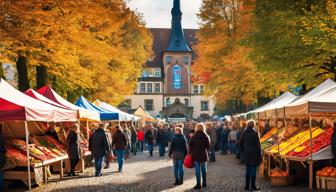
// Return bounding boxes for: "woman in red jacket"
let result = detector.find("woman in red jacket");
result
[137,128,145,152]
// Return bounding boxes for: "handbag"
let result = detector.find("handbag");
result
[106,152,115,163]
[184,154,195,168]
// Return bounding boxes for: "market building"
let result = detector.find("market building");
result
[124,0,215,121]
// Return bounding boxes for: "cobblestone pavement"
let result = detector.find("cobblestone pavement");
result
[27,150,307,192]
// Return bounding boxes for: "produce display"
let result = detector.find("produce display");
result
[261,137,276,150]
[260,128,277,143]
[6,146,28,163]
[30,136,67,155]
[267,127,324,155]
[316,167,336,177]
[271,168,289,177]
[279,125,300,140]
[286,127,333,158]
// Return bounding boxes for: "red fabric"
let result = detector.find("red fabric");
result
[184,154,194,168]
[0,79,77,122]
[137,131,145,141]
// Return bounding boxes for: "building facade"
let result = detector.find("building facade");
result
[124,0,215,121]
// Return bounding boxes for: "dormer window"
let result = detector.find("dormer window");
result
[183,56,190,64]
[166,56,172,64]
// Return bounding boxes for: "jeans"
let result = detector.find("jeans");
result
[173,160,184,181]
[159,144,166,156]
[139,141,144,152]
[0,171,3,191]
[194,161,207,185]
[131,142,137,155]
[209,145,216,161]
[221,140,227,154]
[229,141,236,154]
[95,156,104,176]
[115,149,125,171]
[245,165,257,188]
[147,143,153,156]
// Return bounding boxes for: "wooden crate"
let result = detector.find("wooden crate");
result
[271,176,290,187]
[316,176,336,190]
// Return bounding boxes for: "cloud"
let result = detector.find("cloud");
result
[126,0,202,29]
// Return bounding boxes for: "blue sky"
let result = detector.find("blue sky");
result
[126,0,202,29]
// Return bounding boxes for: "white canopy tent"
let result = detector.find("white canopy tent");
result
[285,79,336,116]
[95,100,139,121]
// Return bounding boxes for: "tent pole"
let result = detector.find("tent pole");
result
[309,115,313,191]
[25,121,32,192]
[86,120,89,142]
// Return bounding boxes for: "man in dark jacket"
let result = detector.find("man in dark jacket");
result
[89,123,110,177]
[0,131,6,191]
[240,120,261,191]
[112,125,127,172]
[66,125,81,176]
[130,125,138,156]
[221,122,229,155]
[156,124,168,157]
[169,127,188,186]
[145,127,155,157]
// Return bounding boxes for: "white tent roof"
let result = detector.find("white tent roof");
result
[306,86,336,113]
[95,100,139,121]
[285,79,336,116]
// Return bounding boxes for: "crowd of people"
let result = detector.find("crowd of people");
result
[0,118,263,191]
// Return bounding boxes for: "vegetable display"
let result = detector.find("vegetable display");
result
[316,167,336,177]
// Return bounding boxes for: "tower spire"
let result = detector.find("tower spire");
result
[166,0,191,52]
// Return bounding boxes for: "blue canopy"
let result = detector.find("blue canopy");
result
[75,96,118,121]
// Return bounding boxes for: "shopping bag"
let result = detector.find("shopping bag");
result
[184,154,194,168]
[106,152,115,163]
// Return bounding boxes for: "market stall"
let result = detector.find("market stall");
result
[130,106,158,127]
[95,99,139,122]
[0,79,78,191]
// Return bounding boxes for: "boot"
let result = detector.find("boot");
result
[174,178,179,186]
[251,176,260,191]
[179,176,183,185]
[202,178,207,188]
[193,184,201,190]
[245,175,250,191]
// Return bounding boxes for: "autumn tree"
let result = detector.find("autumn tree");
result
[195,0,267,113]
[0,0,152,104]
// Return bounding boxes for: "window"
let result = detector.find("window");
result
[201,101,209,111]
[148,69,154,77]
[183,56,190,64]
[142,70,149,78]
[193,85,199,94]
[166,97,171,106]
[200,85,205,94]
[140,83,146,93]
[165,56,172,64]
[155,83,161,93]
[145,99,154,111]
[154,68,161,77]
[147,83,153,93]
[184,98,189,106]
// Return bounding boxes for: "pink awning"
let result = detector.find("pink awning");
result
[0,79,77,122]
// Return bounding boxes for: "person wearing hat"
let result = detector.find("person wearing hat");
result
[66,124,81,177]
[89,123,110,177]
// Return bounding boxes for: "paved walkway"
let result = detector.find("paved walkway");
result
[26,150,307,192]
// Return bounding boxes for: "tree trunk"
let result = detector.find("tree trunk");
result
[16,55,30,92]
[0,63,4,79]
[36,65,48,89]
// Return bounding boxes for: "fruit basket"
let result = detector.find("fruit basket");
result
[270,168,290,186]
[316,167,336,190]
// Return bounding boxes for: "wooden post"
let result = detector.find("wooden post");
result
[309,115,313,191]
[60,159,64,179]
[86,120,89,142]
[24,121,32,191]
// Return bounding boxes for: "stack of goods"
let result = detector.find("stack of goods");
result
[316,167,336,178]
[279,125,300,140]
[271,168,289,177]
[6,146,27,163]
[267,127,324,155]
[260,128,277,143]
[30,136,67,156]
[287,127,333,158]
[10,139,49,162]
[261,128,284,151]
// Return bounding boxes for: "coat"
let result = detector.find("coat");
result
[112,130,127,150]
[207,128,217,146]
[66,130,80,160]
[240,127,262,166]
[169,134,188,160]
[131,129,138,143]
[156,129,168,146]
[137,131,145,141]
[189,131,210,162]
[0,135,6,169]
[331,130,336,157]
[145,130,154,144]
[220,128,229,143]
[89,128,110,158]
